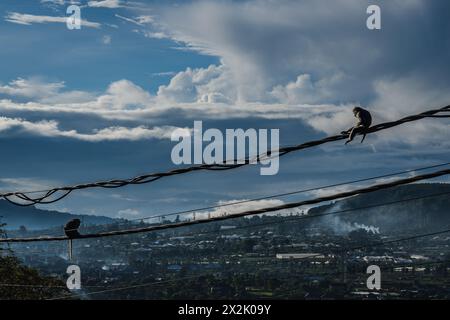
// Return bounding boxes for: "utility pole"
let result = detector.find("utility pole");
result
[341,252,347,284]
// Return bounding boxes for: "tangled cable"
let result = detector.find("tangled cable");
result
[1,104,449,206]
[1,166,449,243]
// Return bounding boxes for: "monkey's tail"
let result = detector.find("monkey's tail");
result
[360,131,368,143]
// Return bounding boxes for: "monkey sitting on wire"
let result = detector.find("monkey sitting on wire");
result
[64,218,81,238]
[64,218,81,261]
[341,106,372,144]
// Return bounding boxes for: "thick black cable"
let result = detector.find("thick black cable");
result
[164,191,450,238]
[125,161,450,223]
[1,167,449,243]
[1,105,449,206]
[8,189,450,255]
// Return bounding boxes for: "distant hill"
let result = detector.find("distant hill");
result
[1,183,448,233]
[307,183,450,234]
[0,200,116,230]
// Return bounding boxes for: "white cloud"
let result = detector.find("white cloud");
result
[271,74,316,104]
[138,0,449,108]
[102,35,112,44]
[40,0,66,5]
[0,77,95,104]
[116,14,167,40]
[304,105,354,135]
[270,72,350,105]
[0,177,60,193]
[0,72,446,149]
[156,64,235,104]
[116,14,141,25]
[367,76,450,146]
[151,71,177,77]
[270,73,450,148]
[147,0,375,103]
[5,12,101,28]
[0,97,343,129]
[0,77,152,108]
[116,14,154,26]
[307,185,359,199]
[193,199,302,220]
[0,116,190,142]
[140,30,168,39]
[372,76,450,120]
[88,0,122,8]
[117,208,141,218]
[3,1,445,149]
[132,28,168,40]
[135,15,154,25]
[96,79,153,110]
[0,78,65,99]
[110,194,144,202]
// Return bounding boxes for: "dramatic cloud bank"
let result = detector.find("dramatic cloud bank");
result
[5,12,101,28]
[2,0,448,147]
[0,116,189,142]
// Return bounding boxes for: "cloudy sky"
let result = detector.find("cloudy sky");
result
[0,0,449,221]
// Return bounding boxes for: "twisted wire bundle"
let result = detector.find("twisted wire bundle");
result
[1,105,449,207]
[2,166,449,243]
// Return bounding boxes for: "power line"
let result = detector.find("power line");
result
[2,105,449,207]
[19,161,450,239]
[7,190,449,256]
[124,161,450,223]
[159,191,450,238]
[6,233,445,298]
[0,283,102,289]
[8,196,448,298]
[8,190,450,257]
[2,167,449,243]
[7,199,449,297]
[0,284,66,288]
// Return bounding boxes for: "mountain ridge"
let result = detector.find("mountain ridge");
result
[0,200,116,230]
[1,183,449,232]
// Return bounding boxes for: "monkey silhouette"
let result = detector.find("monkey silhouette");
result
[342,107,372,144]
[64,218,81,238]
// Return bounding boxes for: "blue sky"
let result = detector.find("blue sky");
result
[0,0,449,221]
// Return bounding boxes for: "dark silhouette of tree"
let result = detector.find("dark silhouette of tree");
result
[0,222,70,300]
